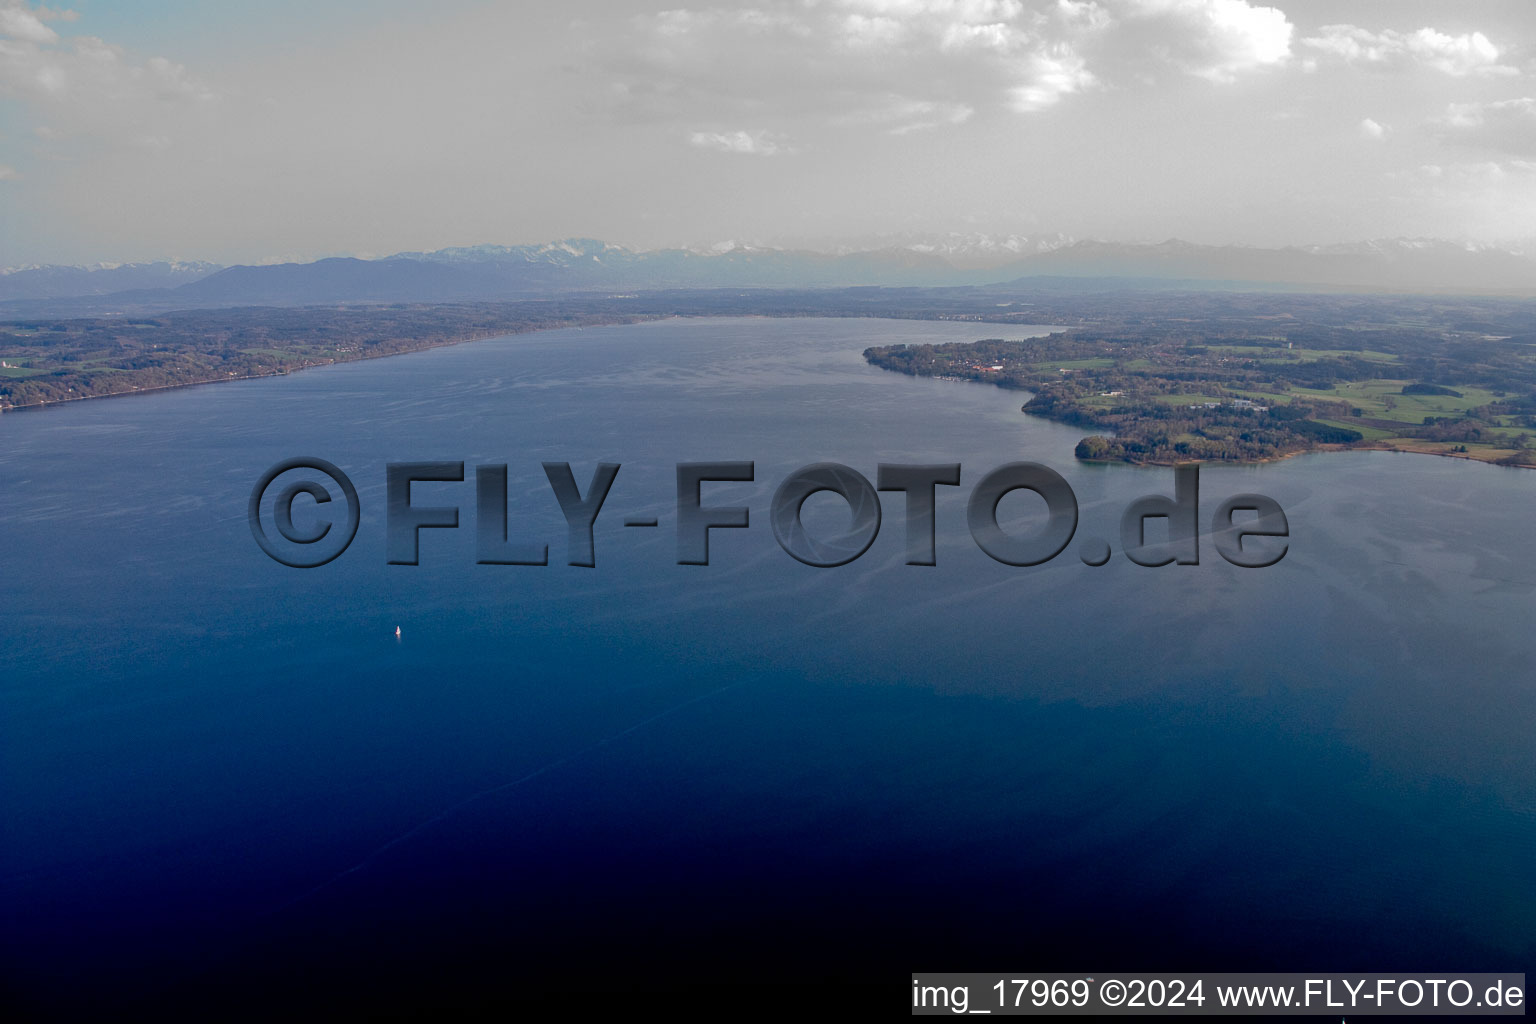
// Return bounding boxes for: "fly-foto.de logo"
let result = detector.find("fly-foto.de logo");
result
[248,459,1289,570]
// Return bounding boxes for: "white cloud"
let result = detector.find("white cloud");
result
[0,162,19,180]
[836,12,908,51]
[599,0,1295,151]
[15,0,1532,265]
[0,1,56,45]
[835,0,1029,22]
[0,2,215,151]
[828,0,1036,56]
[1008,45,1095,110]
[688,129,792,155]
[939,20,1029,54]
[1436,97,1536,156]
[1056,0,1114,32]
[0,5,214,104]
[844,96,976,134]
[1303,24,1516,77]
[1111,0,1292,83]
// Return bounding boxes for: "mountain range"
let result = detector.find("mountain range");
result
[3,236,1533,316]
[0,260,224,303]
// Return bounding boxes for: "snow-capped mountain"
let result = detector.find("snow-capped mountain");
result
[391,239,634,266]
[4,235,1533,315]
[768,232,1077,268]
[0,260,224,302]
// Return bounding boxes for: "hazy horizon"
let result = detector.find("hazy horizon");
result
[3,0,1535,267]
[13,229,1536,276]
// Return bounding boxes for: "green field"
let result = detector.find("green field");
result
[864,300,1536,467]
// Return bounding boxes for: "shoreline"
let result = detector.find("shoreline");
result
[1071,439,1536,470]
[1,311,1048,416]
[7,312,1535,473]
[0,317,665,415]
[0,365,320,413]
[926,367,1536,473]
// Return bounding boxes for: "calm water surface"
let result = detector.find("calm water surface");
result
[2,317,1533,1013]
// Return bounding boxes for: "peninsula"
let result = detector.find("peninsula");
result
[864,292,1536,468]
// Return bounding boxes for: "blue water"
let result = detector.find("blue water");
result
[2,317,1533,1014]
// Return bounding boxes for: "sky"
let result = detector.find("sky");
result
[1,0,1534,266]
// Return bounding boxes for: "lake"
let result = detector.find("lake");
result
[2,316,1533,1015]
